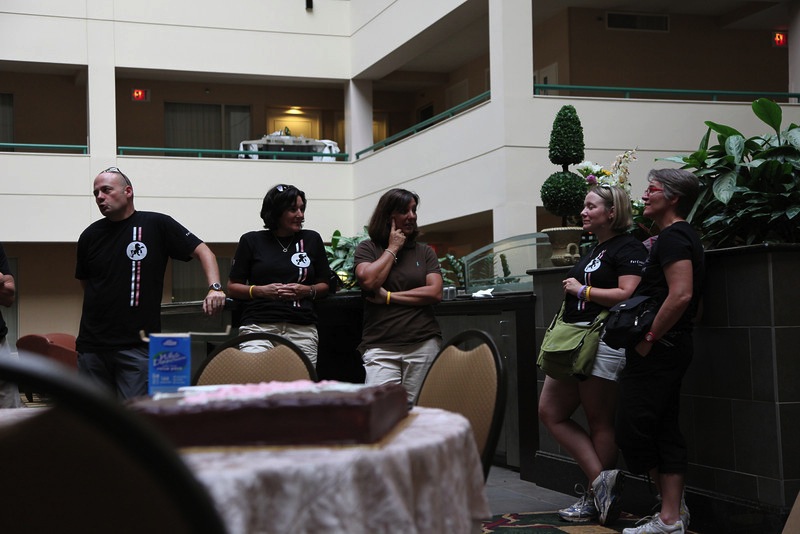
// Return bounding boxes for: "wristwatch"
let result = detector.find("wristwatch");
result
[208,282,223,292]
[644,331,657,343]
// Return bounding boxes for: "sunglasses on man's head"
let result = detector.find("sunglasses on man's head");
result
[102,166,132,186]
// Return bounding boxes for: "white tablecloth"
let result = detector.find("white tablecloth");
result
[183,406,490,534]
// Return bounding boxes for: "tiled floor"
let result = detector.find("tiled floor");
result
[486,465,577,516]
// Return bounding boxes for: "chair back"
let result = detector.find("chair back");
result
[0,353,227,534]
[193,332,317,385]
[416,329,506,480]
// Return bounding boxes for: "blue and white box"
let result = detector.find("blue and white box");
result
[148,333,191,395]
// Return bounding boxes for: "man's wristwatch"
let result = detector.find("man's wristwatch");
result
[208,282,223,292]
[644,331,657,343]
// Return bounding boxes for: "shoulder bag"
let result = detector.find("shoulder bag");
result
[602,295,658,350]
[537,302,609,381]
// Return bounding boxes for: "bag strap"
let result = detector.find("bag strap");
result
[548,301,566,330]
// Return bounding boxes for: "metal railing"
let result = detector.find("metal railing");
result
[355,90,491,159]
[534,84,800,102]
[0,142,88,154]
[117,146,348,160]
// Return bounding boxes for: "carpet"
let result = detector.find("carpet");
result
[481,511,645,533]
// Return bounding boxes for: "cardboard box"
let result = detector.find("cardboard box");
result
[148,333,191,395]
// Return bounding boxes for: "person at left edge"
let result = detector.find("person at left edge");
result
[75,167,227,400]
[0,243,22,408]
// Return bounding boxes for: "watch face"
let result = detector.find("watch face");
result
[210,283,223,291]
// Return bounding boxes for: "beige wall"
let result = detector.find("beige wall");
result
[565,8,788,94]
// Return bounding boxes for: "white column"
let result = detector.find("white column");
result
[85,19,118,170]
[345,79,373,160]
[789,0,800,101]
[488,0,536,241]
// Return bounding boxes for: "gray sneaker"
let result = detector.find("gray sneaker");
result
[558,490,598,522]
[592,469,625,525]
[622,513,685,533]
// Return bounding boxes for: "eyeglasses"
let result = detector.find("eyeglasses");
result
[102,166,132,186]
[644,186,664,195]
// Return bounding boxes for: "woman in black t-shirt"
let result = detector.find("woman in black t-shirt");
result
[227,184,330,367]
[616,169,703,534]
[538,185,647,525]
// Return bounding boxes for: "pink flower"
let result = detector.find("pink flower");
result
[586,174,598,184]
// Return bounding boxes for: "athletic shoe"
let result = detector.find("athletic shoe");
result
[622,513,685,533]
[655,494,691,528]
[592,469,625,525]
[558,488,598,522]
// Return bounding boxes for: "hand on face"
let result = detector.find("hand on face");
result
[388,220,406,250]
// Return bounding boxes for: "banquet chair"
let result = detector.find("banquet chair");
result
[15,332,78,401]
[0,353,227,534]
[415,329,506,481]
[193,331,318,385]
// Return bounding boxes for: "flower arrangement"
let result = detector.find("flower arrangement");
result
[574,149,654,237]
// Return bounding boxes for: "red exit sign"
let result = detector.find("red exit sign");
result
[131,88,150,102]
[773,31,788,48]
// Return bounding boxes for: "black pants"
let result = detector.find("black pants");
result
[616,334,693,475]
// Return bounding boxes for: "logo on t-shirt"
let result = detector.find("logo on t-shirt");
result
[584,250,606,273]
[127,241,148,261]
[291,252,311,268]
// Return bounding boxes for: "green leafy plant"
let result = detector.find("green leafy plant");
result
[661,98,800,249]
[438,253,465,288]
[325,228,369,290]
[542,105,588,226]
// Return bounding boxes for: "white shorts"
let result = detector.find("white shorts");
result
[591,339,626,381]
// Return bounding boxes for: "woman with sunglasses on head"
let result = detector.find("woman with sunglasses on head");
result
[617,169,703,534]
[538,184,647,526]
[354,188,443,405]
[227,184,330,367]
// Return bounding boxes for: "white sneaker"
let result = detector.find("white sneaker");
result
[655,493,691,528]
[622,513,685,534]
[558,487,597,522]
[592,469,625,525]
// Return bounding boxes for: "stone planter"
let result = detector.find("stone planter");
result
[542,227,583,266]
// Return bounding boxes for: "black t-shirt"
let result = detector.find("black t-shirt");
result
[634,221,705,333]
[563,234,647,323]
[75,211,202,352]
[0,244,10,338]
[229,229,329,326]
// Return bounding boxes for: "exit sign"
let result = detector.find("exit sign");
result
[773,31,788,48]
[131,88,150,102]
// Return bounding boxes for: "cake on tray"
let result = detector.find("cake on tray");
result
[128,380,409,447]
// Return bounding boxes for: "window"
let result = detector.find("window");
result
[165,103,250,157]
[0,93,13,149]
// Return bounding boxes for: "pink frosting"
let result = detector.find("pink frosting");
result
[179,380,366,405]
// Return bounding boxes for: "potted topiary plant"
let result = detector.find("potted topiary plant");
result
[540,104,589,266]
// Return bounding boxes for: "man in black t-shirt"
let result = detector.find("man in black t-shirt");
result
[75,167,227,400]
[0,243,22,408]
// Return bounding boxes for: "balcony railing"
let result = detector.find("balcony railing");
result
[0,142,88,154]
[116,146,348,160]
[534,84,800,102]
[355,90,491,159]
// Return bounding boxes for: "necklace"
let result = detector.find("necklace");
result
[274,234,294,253]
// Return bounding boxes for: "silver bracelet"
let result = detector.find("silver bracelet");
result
[310,286,316,300]
[385,249,398,263]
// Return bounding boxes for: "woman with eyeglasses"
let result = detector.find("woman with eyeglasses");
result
[538,184,647,526]
[354,188,443,405]
[616,169,703,534]
[227,184,330,366]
